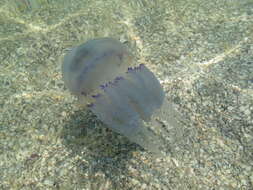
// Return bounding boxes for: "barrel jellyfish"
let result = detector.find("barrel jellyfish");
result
[62,38,184,155]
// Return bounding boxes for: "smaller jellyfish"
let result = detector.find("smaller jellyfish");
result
[62,38,186,155]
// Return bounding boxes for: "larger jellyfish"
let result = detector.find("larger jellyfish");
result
[62,38,184,155]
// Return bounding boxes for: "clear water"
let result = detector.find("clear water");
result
[1,0,252,189]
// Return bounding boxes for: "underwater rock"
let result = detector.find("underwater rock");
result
[62,38,184,155]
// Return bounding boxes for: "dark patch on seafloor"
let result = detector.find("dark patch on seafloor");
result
[61,108,143,188]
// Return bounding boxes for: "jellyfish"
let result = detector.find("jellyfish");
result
[62,38,185,155]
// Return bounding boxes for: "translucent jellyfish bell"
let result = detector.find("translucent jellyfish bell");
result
[62,38,133,105]
[62,38,185,155]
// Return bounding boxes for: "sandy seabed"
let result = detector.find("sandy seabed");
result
[0,0,252,189]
